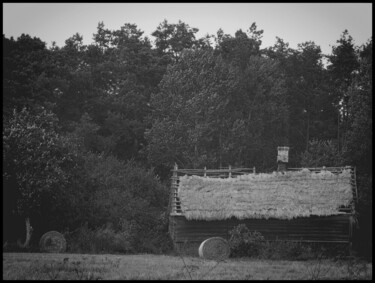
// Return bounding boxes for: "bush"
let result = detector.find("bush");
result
[65,218,173,255]
[119,211,173,254]
[228,224,351,260]
[228,224,265,257]
[65,223,132,254]
[63,153,173,254]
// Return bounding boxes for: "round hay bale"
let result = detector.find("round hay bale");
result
[39,231,66,253]
[198,237,230,260]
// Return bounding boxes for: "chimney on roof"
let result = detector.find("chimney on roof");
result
[277,146,289,172]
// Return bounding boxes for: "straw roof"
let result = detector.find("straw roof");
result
[178,169,353,221]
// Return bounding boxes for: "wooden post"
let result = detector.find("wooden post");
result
[204,166,207,177]
[253,166,256,174]
[229,165,232,178]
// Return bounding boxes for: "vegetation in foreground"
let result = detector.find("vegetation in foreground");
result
[2,252,372,280]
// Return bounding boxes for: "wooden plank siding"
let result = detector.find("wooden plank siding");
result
[170,214,352,243]
[169,216,229,243]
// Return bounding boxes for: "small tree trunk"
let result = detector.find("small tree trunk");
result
[17,217,33,248]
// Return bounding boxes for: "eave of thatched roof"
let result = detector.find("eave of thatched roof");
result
[178,169,353,221]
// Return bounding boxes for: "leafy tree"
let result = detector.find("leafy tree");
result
[225,54,289,171]
[47,22,162,163]
[327,30,360,151]
[80,152,170,253]
[327,30,360,108]
[93,21,113,51]
[91,25,151,160]
[146,49,236,170]
[3,34,61,118]
[299,139,346,167]
[146,48,289,172]
[49,33,94,128]
[152,19,201,60]
[343,39,372,255]
[197,33,215,50]
[344,39,372,172]
[264,36,293,62]
[294,42,334,148]
[266,39,336,162]
[214,23,264,70]
[69,112,114,154]
[3,107,79,247]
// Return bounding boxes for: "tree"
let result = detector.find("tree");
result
[3,107,79,247]
[327,30,360,151]
[299,139,345,167]
[152,19,200,60]
[93,21,113,51]
[86,22,158,161]
[146,49,235,170]
[214,23,264,69]
[146,48,289,173]
[327,30,360,108]
[293,42,334,149]
[52,22,161,162]
[344,39,372,172]
[222,53,289,171]
[3,34,61,118]
[266,39,335,163]
[263,36,295,64]
[79,152,170,253]
[342,39,372,255]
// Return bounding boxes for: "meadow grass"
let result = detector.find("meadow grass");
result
[3,252,372,280]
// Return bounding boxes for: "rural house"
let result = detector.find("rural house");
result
[168,152,358,247]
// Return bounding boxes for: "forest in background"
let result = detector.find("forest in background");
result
[3,20,372,256]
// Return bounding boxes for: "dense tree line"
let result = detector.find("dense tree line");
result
[2,21,372,254]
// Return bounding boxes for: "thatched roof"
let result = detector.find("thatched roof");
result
[178,169,353,221]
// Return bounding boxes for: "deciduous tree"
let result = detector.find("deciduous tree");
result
[3,107,79,247]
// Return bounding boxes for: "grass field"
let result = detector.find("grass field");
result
[2,252,372,280]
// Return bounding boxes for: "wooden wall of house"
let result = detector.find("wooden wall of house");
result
[169,214,352,243]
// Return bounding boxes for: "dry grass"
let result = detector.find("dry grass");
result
[3,252,372,280]
[178,169,353,220]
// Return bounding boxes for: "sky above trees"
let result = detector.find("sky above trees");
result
[3,3,372,55]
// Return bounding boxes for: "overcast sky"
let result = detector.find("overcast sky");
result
[3,3,372,55]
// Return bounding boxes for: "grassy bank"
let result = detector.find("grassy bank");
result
[2,252,372,280]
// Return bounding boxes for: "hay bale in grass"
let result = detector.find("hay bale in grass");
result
[39,231,66,253]
[198,237,230,260]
